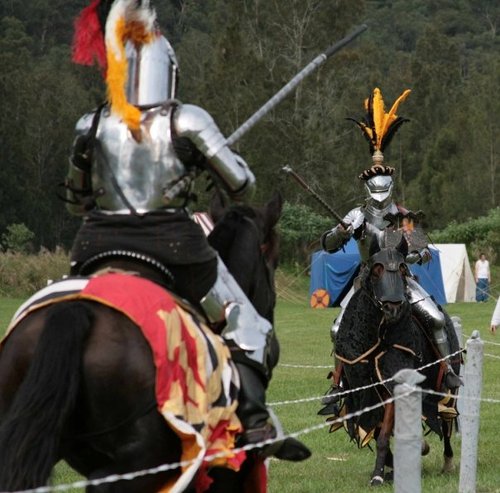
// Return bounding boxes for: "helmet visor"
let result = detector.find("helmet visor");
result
[126,36,178,106]
[365,175,393,203]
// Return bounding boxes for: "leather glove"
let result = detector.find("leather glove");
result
[337,223,354,239]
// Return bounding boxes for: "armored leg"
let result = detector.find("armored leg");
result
[330,306,345,344]
[407,278,462,390]
[318,305,348,415]
[200,257,311,461]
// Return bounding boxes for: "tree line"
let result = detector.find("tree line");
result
[0,0,498,252]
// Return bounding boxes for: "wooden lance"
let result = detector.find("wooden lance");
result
[281,165,347,227]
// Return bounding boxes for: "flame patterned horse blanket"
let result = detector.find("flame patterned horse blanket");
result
[4,272,245,492]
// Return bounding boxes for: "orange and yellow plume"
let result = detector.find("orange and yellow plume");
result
[105,0,156,130]
[349,87,411,155]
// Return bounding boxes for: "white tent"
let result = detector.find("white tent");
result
[433,244,476,303]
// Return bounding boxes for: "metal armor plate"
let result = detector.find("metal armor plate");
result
[92,105,188,213]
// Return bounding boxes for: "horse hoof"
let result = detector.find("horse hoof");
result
[421,440,430,456]
[384,470,394,482]
[442,456,454,474]
[370,475,384,486]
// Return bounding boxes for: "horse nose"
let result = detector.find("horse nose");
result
[382,300,403,320]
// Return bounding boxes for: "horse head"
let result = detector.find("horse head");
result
[208,191,283,323]
[364,229,411,324]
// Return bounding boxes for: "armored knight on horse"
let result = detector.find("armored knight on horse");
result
[64,0,309,460]
[319,88,462,413]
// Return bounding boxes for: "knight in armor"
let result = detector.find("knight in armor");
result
[319,88,461,412]
[65,0,309,461]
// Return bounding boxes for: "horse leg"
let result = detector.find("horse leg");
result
[207,454,266,493]
[84,409,183,493]
[421,439,430,456]
[370,403,394,486]
[441,420,455,473]
[384,445,394,482]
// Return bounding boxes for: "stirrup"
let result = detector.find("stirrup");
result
[242,423,311,462]
[444,370,462,390]
[241,409,311,462]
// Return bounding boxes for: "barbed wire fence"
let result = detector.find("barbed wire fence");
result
[2,327,497,493]
[2,259,499,492]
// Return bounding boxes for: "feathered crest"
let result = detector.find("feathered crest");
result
[72,0,114,69]
[347,87,411,180]
[347,88,411,155]
[72,0,158,131]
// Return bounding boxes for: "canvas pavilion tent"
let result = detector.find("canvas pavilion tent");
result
[309,238,360,307]
[431,244,475,303]
[310,241,474,307]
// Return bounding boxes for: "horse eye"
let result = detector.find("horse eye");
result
[371,263,384,279]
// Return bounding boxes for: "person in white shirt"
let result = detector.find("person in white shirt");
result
[490,297,500,334]
[474,253,491,302]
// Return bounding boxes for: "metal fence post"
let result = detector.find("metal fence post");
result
[394,369,426,493]
[458,330,484,493]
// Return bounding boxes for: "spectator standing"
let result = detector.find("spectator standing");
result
[490,297,500,334]
[475,253,491,302]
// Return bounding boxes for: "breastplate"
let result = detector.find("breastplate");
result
[92,105,189,213]
[358,202,399,260]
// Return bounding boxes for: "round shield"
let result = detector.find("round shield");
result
[310,288,330,309]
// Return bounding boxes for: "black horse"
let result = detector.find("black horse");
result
[331,238,460,486]
[0,192,283,492]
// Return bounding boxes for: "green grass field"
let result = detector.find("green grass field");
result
[1,274,499,492]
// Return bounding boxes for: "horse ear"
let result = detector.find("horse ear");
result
[265,191,283,229]
[209,189,228,223]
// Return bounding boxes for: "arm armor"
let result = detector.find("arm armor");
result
[320,208,364,253]
[406,246,432,265]
[174,104,255,202]
[418,247,432,264]
[65,113,95,216]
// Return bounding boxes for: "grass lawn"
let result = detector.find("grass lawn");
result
[0,271,499,492]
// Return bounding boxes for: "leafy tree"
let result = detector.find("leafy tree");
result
[279,201,332,265]
[0,0,498,252]
[2,223,35,254]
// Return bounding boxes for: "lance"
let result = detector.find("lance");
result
[281,165,347,227]
[210,23,368,154]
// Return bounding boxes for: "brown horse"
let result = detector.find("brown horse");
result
[331,241,460,486]
[0,192,284,492]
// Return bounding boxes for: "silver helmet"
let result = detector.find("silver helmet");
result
[125,34,179,106]
[365,174,393,207]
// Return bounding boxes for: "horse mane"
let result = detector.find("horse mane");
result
[208,202,280,268]
[208,205,255,259]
